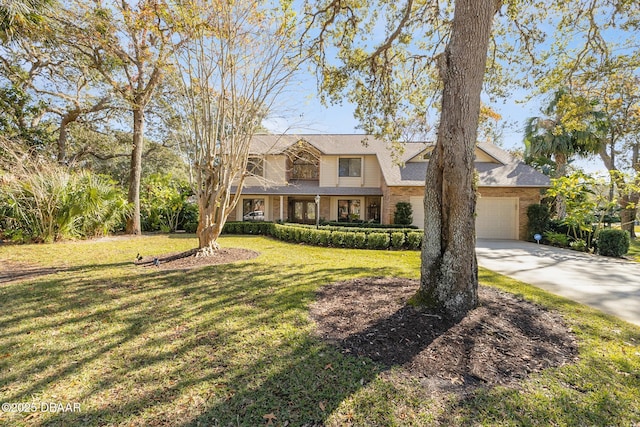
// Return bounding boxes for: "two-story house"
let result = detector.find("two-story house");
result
[229,134,550,240]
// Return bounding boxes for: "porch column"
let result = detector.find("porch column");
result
[279,196,284,222]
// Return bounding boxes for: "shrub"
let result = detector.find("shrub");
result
[367,232,390,249]
[544,231,569,247]
[259,222,275,235]
[272,223,286,240]
[1,167,128,242]
[597,229,630,257]
[223,221,274,236]
[180,203,199,233]
[316,229,331,246]
[548,219,570,236]
[569,239,588,252]
[330,231,347,247]
[222,222,239,234]
[278,224,290,241]
[394,202,413,225]
[301,228,314,244]
[305,229,320,245]
[407,232,422,250]
[527,203,551,241]
[321,221,416,229]
[353,232,367,249]
[140,173,191,232]
[343,231,356,248]
[391,232,405,249]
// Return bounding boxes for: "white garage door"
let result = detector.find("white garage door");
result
[476,197,518,239]
[410,196,425,229]
[407,196,518,239]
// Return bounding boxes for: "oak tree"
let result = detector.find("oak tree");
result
[61,0,183,234]
[304,0,636,320]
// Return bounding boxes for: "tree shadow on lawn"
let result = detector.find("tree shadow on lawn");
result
[180,277,579,426]
[0,258,411,426]
[0,260,134,285]
[4,253,623,426]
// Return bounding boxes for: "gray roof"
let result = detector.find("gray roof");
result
[250,134,550,188]
[398,161,550,187]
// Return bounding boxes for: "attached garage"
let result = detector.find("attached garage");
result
[476,197,519,239]
[368,140,548,240]
[409,195,519,240]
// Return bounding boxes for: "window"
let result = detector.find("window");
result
[247,157,264,176]
[292,151,319,180]
[338,158,361,177]
[338,199,361,222]
[242,198,265,221]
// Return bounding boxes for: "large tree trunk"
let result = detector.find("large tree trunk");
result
[196,185,225,257]
[194,164,240,257]
[196,206,222,256]
[417,0,499,321]
[126,107,144,235]
[620,194,638,239]
[57,110,80,165]
[554,152,568,218]
[57,116,70,165]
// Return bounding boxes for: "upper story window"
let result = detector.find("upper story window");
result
[339,158,362,177]
[292,151,319,180]
[247,157,264,177]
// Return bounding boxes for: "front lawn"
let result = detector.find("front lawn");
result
[629,235,640,262]
[0,235,638,426]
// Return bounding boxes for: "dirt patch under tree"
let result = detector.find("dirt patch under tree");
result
[0,247,259,283]
[310,277,578,395]
[134,248,259,270]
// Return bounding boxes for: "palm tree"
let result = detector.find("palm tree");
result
[524,89,606,217]
[0,0,53,42]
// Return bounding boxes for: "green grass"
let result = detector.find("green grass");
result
[629,232,640,261]
[0,235,638,426]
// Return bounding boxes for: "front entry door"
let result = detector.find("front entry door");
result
[290,200,316,224]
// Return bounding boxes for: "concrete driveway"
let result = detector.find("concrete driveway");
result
[476,239,640,326]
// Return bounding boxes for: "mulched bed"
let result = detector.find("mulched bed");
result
[1,248,259,283]
[134,248,259,270]
[310,277,578,394]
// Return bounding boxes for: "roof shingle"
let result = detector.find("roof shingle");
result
[250,134,550,188]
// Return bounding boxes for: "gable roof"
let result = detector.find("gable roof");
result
[250,134,550,188]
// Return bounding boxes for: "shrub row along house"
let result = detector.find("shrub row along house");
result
[229,134,550,240]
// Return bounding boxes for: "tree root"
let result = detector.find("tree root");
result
[194,244,220,258]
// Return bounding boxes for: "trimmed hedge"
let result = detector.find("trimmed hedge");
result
[597,229,630,257]
[321,221,418,229]
[330,231,348,247]
[366,232,390,249]
[391,232,405,249]
[407,232,422,250]
[353,232,367,249]
[222,221,422,250]
[222,221,274,236]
